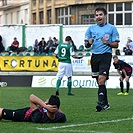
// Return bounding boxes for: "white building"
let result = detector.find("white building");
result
[0,0,29,25]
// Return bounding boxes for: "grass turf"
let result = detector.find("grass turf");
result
[0,87,133,133]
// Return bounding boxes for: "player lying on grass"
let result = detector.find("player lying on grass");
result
[0,94,66,123]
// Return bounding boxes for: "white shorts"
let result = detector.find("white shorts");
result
[57,62,73,78]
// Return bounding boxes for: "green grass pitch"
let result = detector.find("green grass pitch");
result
[0,87,133,133]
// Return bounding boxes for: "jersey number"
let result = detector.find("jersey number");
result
[61,48,66,57]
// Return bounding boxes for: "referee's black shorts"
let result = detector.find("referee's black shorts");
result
[91,53,112,80]
[2,107,30,122]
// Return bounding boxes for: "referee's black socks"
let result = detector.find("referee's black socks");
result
[98,85,107,105]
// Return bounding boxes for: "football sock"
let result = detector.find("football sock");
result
[56,78,61,91]
[98,85,106,105]
[120,82,124,93]
[126,82,129,93]
[67,79,72,94]
[104,87,108,105]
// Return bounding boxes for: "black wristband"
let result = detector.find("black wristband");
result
[87,42,92,47]
[85,42,91,48]
[106,42,110,46]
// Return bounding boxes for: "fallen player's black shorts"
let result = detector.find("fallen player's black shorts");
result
[2,107,30,122]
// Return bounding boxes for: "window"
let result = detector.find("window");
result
[32,0,36,7]
[108,3,114,11]
[116,14,122,25]
[125,13,132,25]
[39,0,43,4]
[17,11,20,24]
[25,9,28,24]
[108,2,133,25]
[125,2,131,11]
[33,13,36,24]
[61,8,64,16]
[81,14,95,25]
[108,14,114,25]
[65,17,68,25]
[56,7,71,25]
[47,10,51,24]
[116,3,122,11]
[2,0,7,6]
[65,7,68,15]
[61,18,63,24]
[39,11,43,24]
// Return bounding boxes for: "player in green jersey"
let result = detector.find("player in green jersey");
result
[54,36,83,96]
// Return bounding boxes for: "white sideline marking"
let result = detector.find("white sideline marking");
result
[56,129,111,133]
[37,117,133,131]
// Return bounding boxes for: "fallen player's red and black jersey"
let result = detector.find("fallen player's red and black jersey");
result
[2,107,66,123]
[29,108,66,123]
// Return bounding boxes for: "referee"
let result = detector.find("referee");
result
[84,7,120,112]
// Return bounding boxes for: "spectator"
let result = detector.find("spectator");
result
[126,37,133,52]
[115,49,121,55]
[124,45,132,55]
[0,35,5,53]
[10,37,19,52]
[45,37,53,54]
[123,37,133,55]
[49,37,59,53]
[38,37,47,54]
[126,37,132,45]
[33,39,39,53]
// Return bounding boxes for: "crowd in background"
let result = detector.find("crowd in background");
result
[0,35,133,56]
[33,37,59,55]
[0,35,77,55]
[33,36,77,55]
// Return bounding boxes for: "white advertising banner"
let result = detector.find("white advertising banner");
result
[71,57,91,72]
[32,76,98,88]
[32,76,133,89]
[72,55,133,73]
